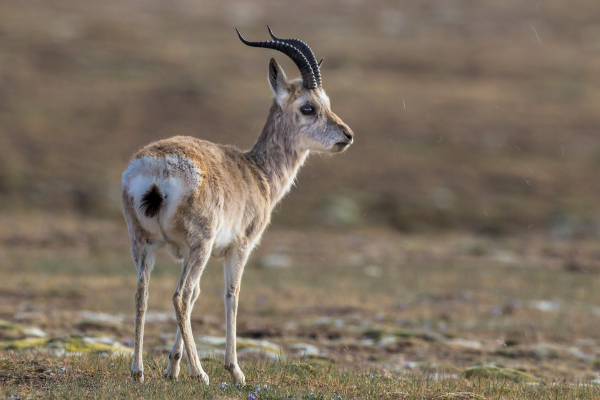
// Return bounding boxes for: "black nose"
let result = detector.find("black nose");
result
[343,128,354,141]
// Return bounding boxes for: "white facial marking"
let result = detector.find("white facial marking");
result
[318,90,331,108]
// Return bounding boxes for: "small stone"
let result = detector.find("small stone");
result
[144,311,176,323]
[529,300,560,312]
[289,343,320,357]
[445,338,483,350]
[260,253,291,268]
[377,336,397,347]
[464,366,539,383]
[567,347,595,361]
[363,265,382,277]
[78,311,124,324]
[22,328,47,338]
[318,196,361,227]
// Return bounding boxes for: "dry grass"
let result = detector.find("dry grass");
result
[2,214,600,398]
[2,352,600,399]
[0,353,598,400]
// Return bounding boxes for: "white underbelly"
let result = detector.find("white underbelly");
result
[212,221,240,257]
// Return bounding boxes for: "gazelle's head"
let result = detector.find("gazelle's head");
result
[237,27,354,154]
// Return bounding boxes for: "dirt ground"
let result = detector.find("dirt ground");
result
[2,213,600,385]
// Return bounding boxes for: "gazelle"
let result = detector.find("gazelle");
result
[121,27,353,385]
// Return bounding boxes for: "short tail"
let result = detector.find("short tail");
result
[139,184,164,218]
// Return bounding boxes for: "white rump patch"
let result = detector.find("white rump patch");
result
[122,155,202,240]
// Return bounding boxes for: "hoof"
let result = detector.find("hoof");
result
[130,370,144,383]
[225,363,245,385]
[164,363,180,380]
[164,372,178,381]
[192,372,210,385]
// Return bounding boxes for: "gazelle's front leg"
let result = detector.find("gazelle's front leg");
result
[223,242,250,384]
[131,242,157,383]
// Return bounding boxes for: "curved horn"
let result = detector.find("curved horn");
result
[236,29,317,90]
[267,25,322,87]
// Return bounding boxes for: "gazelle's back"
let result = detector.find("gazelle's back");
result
[122,135,269,255]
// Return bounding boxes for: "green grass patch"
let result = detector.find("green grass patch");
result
[1,352,600,399]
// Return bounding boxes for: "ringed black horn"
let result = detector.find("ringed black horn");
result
[236,29,318,90]
[267,25,322,87]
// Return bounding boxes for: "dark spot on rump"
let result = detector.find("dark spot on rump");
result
[139,184,164,218]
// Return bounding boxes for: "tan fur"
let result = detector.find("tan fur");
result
[122,58,353,385]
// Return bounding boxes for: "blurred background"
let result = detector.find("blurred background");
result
[1,0,599,234]
[2,0,600,383]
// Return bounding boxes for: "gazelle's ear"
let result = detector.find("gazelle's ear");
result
[268,58,289,103]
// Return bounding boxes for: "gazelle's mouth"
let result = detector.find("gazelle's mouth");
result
[334,141,352,152]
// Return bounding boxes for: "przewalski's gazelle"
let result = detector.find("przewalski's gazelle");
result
[121,27,353,385]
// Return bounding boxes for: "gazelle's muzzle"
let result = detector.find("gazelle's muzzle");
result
[333,125,354,152]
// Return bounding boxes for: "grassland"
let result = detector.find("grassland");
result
[2,214,600,398]
[4,352,600,400]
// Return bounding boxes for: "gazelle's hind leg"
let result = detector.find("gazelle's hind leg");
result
[164,285,200,380]
[130,238,160,382]
[172,242,213,385]
[223,242,250,385]
[164,327,183,379]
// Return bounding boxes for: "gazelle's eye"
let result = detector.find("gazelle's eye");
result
[300,105,315,115]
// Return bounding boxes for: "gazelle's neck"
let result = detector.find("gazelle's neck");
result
[246,105,309,205]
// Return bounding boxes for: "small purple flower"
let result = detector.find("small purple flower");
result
[249,395,255,400]
[220,382,227,389]
[338,396,342,400]
[264,385,268,390]
[310,393,314,397]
